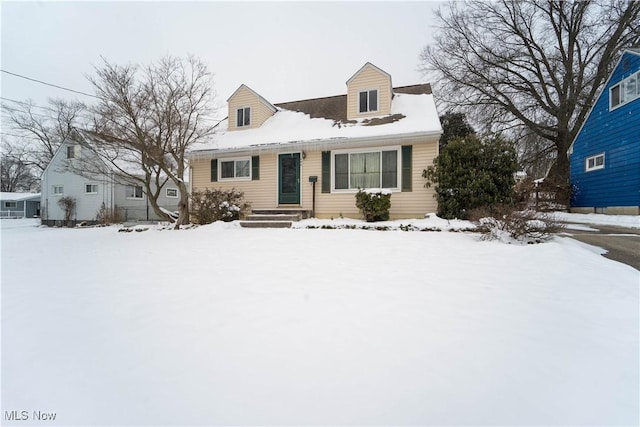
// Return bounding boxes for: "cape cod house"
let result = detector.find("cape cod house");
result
[568,48,640,215]
[187,62,442,220]
[41,133,180,225]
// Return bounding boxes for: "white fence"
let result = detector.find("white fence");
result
[0,210,27,218]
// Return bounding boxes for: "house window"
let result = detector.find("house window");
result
[66,146,75,159]
[126,185,144,199]
[166,188,178,198]
[85,184,98,194]
[236,107,251,127]
[220,158,251,180]
[52,185,63,195]
[610,71,640,109]
[585,153,605,172]
[333,148,399,190]
[359,89,378,113]
[4,201,17,209]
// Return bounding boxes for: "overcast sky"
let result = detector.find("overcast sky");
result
[1,1,442,120]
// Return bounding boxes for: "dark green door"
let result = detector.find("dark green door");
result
[278,153,300,204]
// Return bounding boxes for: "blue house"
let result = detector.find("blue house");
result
[569,48,640,215]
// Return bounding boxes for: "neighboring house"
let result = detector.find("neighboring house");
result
[187,62,442,219]
[40,135,181,225]
[0,192,41,218]
[569,48,640,215]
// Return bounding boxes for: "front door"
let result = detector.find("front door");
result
[278,153,300,204]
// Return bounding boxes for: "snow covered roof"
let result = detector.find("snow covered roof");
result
[0,192,41,201]
[188,84,442,156]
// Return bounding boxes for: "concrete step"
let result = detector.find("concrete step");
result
[252,209,312,219]
[245,214,301,222]
[240,221,293,228]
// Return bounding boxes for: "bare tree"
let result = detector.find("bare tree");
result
[82,55,216,228]
[2,98,87,172]
[421,0,640,190]
[0,143,39,192]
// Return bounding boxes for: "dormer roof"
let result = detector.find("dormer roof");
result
[346,62,392,86]
[226,84,277,113]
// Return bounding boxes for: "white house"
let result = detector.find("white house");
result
[41,135,181,225]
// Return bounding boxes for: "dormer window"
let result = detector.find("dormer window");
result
[359,89,378,113]
[237,107,251,127]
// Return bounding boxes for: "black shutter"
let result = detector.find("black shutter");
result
[252,156,260,180]
[210,159,218,182]
[401,146,412,192]
[321,151,331,193]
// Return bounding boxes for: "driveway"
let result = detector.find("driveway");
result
[562,223,640,271]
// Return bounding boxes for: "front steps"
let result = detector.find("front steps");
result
[239,209,311,228]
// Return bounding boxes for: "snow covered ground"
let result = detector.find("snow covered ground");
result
[553,211,640,229]
[1,218,638,426]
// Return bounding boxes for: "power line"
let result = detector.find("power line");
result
[1,69,99,99]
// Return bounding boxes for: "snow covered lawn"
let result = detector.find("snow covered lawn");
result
[2,219,638,426]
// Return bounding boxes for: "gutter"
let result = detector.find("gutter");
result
[186,130,441,160]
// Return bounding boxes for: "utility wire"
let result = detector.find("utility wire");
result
[1,69,99,99]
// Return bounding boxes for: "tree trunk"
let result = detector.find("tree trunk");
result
[174,181,190,230]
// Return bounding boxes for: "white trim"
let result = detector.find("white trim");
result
[166,187,179,198]
[52,185,64,196]
[84,183,98,194]
[3,201,17,209]
[609,70,639,110]
[331,145,402,193]
[125,184,144,200]
[236,106,251,128]
[585,153,605,172]
[218,157,252,181]
[358,88,379,114]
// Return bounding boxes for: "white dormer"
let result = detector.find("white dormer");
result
[227,84,277,131]
[346,62,393,120]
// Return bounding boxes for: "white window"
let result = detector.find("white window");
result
[333,148,400,191]
[236,107,251,127]
[4,201,17,209]
[66,146,75,159]
[126,185,144,199]
[220,158,251,180]
[85,183,98,194]
[358,89,378,113]
[166,188,178,198]
[610,71,640,110]
[585,153,605,172]
[52,185,63,195]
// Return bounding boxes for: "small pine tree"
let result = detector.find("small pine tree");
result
[423,134,517,219]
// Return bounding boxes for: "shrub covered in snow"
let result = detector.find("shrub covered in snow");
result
[190,188,250,224]
[471,205,564,243]
[355,189,391,222]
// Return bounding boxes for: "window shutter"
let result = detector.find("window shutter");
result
[252,156,260,180]
[210,159,217,182]
[321,151,331,193]
[401,145,412,192]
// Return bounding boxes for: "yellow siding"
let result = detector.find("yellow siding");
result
[228,86,275,130]
[347,65,392,120]
[190,136,439,220]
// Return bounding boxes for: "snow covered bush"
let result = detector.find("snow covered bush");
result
[190,189,250,224]
[471,205,564,243]
[355,189,391,222]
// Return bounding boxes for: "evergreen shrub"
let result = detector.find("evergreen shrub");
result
[355,189,391,222]
[190,188,250,224]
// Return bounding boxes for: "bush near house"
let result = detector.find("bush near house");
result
[355,189,391,222]
[423,134,518,219]
[57,196,76,222]
[190,188,250,224]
